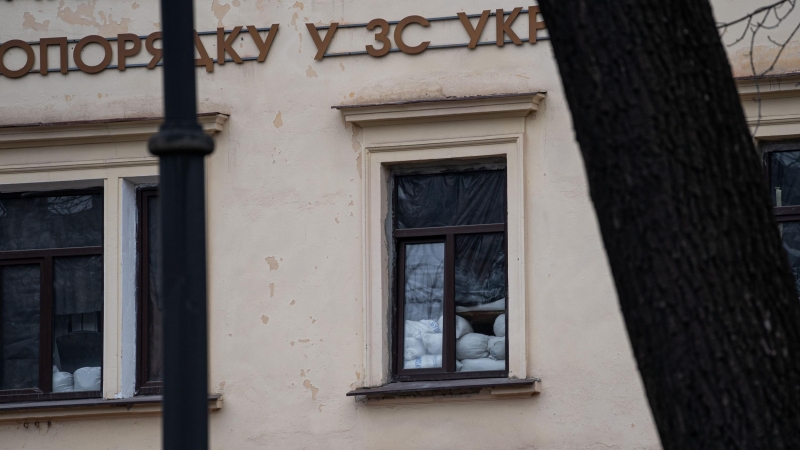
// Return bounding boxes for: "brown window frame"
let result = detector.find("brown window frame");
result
[392,168,509,382]
[0,188,104,404]
[136,187,162,395]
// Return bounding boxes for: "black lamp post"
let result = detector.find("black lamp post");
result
[148,0,212,448]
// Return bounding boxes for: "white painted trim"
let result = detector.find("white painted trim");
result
[0,113,228,150]
[340,94,545,127]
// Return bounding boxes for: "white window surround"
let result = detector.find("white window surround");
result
[0,114,226,418]
[338,93,545,387]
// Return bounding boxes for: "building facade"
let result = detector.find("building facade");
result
[0,0,798,448]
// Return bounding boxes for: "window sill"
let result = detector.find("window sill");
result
[0,393,222,424]
[346,378,541,403]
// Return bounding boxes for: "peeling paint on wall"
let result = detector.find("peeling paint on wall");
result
[22,12,50,32]
[211,0,231,27]
[302,379,319,400]
[265,256,280,270]
[273,112,283,128]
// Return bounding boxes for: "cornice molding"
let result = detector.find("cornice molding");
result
[0,113,228,150]
[335,93,546,127]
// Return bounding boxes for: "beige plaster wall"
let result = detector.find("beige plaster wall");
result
[6,0,788,448]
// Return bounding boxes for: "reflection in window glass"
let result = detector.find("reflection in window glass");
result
[771,151,800,207]
[0,194,103,251]
[0,265,40,390]
[403,243,444,370]
[52,256,103,392]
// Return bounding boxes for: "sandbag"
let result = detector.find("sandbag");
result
[488,336,505,360]
[404,337,426,361]
[493,314,506,337]
[459,358,506,372]
[73,367,101,391]
[52,365,73,393]
[421,332,442,355]
[403,355,442,370]
[437,314,474,339]
[405,319,440,339]
[456,333,489,360]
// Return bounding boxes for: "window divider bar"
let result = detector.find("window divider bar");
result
[39,256,54,394]
[0,247,103,260]
[444,234,456,373]
[394,223,505,238]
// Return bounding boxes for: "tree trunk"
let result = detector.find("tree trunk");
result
[536,1,800,448]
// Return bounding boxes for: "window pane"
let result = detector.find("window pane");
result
[0,194,103,251]
[780,221,800,296]
[52,256,103,392]
[770,151,800,207]
[147,195,163,382]
[402,243,444,370]
[454,233,506,373]
[1,264,40,390]
[396,171,506,229]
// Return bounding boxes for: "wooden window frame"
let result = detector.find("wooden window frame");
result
[392,169,509,382]
[136,187,162,395]
[0,188,104,404]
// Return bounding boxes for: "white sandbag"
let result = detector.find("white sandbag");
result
[488,336,506,360]
[405,319,440,339]
[437,314,474,339]
[456,360,463,372]
[403,355,442,370]
[404,337,427,361]
[421,332,442,355]
[456,333,490,360]
[456,298,506,312]
[459,358,506,372]
[52,366,73,393]
[73,367,102,391]
[493,314,506,337]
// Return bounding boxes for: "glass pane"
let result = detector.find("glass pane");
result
[771,151,800,207]
[1,264,40,390]
[147,195,163,382]
[402,243,444,370]
[396,171,506,229]
[52,256,103,392]
[780,221,800,296]
[0,194,103,251]
[454,233,507,373]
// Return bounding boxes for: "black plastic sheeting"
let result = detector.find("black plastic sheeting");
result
[0,194,103,251]
[54,255,103,316]
[1,265,40,390]
[146,195,163,381]
[455,233,506,307]
[396,171,506,229]
[397,170,507,310]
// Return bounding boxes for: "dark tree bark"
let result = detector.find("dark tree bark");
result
[536,1,800,448]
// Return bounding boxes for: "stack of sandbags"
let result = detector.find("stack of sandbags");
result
[455,314,507,371]
[459,358,505,372]
[52,366,74,393]
[404,319,443,368]
[73,367,102,391]
[493,314,506,337]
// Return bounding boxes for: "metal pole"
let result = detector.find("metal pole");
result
[149,0,213,448]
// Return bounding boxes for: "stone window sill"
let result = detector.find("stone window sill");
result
[346,378,541,403]
[0,393,222,424]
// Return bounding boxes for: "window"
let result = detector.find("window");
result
[0,189,104,402]
[393,168,508,381]
[136,187,162,395]
[764,140,800,294]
